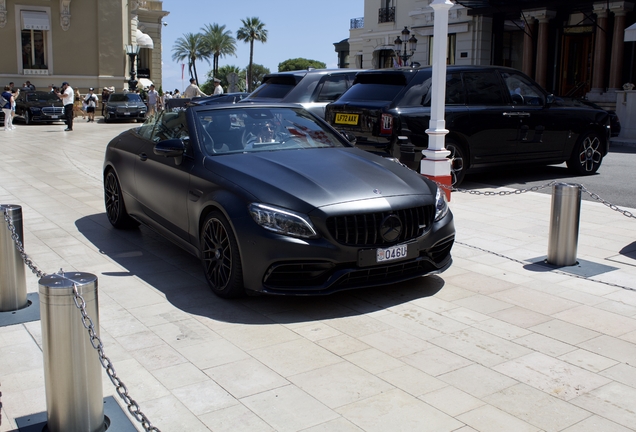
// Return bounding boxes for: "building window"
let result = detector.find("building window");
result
[22,30,48,70]
[378,1,395,24]
[18,9,51,75]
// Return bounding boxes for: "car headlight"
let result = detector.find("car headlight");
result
[434,186,449,222]
[249,203,318,239]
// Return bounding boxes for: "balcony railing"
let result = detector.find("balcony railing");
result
[378,6,395,23]
[350,17,364,29]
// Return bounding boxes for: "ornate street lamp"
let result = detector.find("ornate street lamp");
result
[394,26,418,66]
[125,44,140,91]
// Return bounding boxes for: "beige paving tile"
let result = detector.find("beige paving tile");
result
[577,335,636,364]
[0,341,43,375]
[358,328,432,357]
[529,318,601,345]
[289,361,394,409]
[484,383,592,431]
[204,358,289,399]
[343,347,405,375]
[457,404,541,432]
[241,384,339,432]
[323,314,394,338]
[570,382,636,430]
[560,415,634,432]
[172,379,238,415]
[401,346,473,376]
[558,349,619,373]
[136,394,210,432]
[117,329,169,352]
[151,318,223,348]
[216,323,301,351]
[440,306,491,325]
[438,363,518,398]
[250,338,342,377]
[431,327,533,367]
[599,363,636,388]
[151,362,210,390]
[419,386,485,417]
[554,305,636,337]
[452,293,514,314]
[490,286,580,315]
[488,305,552,328]
[199,404,275,432]
[336,388,463,432]
[473,317,533,340]
[493,352,612,401]
[443,272,517,295]
[514,333,577,357]
[377,365,447,397]
[316,334,370,356]
[178,339,250,370]
[130,343,188,371]
[291,321,343,341]
[301,417,364,431]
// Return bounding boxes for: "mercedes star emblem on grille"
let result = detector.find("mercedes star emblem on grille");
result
[379,214,402,242]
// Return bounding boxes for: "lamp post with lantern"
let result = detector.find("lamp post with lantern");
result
[394,26,418,66]
[125,44,140,91]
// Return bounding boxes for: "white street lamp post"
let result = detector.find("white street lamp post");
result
[421,0,454,200]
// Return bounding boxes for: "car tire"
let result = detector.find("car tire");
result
[24,111,31,125]
[200,211,244,298]
[446,140,467,186]
[104,170,138,229]
[567,131,603,175]
[105,112,111,123]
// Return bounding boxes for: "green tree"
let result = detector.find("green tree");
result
[171,32,209,85]
[203,65,247,93]
[200,23,237,79]
[278,58,327,72]
[236,17,268,92]
[246,63,270,91]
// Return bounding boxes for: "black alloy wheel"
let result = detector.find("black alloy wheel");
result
[200,211,244,298]
[104,170,137,228]
[567,131,603,175]
[446,140,466,186]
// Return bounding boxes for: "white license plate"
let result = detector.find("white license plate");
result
[50,115,58,119]
[124,112,131,115]
[376,244,408,263]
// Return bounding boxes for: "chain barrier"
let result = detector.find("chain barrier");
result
[1,207,160,432]
[438,180,636,220]
[456,241,636,293]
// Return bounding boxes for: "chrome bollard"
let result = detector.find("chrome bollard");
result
[547,183,581,266]
[39,272,105,432]
[0,204,28,312]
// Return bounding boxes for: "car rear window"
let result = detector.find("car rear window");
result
[249,75,304,99]
[338,72,416,103]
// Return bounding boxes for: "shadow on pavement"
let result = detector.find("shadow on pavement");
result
[75,213,445,324]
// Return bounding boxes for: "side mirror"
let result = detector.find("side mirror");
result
[154,138,185,157]
[340,131,357,146]
[546,94,555,106]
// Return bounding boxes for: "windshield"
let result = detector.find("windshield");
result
[26,92,59,103]
[196,107,348,156]
[109,94,143,103]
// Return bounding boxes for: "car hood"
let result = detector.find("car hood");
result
[204,148,432,212]
[107,101,145,107]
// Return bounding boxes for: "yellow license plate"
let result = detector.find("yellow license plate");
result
[335,113,359,125]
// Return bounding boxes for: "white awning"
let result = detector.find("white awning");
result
[138,78,154,89]
[135,29,154,49]
[625,22,636,42]
[374,45,395,52]
[21,11,50,31]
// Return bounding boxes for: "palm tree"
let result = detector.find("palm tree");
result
[201,24,237,79]
[236,17,268,92]
[171,32,209,85]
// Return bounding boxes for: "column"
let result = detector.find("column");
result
[535,16,552,88]
[521,13,535,78]
[608,3,634,89]
[591,8,608,91]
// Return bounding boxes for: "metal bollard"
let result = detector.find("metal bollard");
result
[547,183,581,266]
[0,204,28,312]
[39,272,105,432]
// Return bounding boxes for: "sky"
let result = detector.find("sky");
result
[160,0,364,92]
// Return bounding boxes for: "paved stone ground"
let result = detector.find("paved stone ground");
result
[1,119,636,432]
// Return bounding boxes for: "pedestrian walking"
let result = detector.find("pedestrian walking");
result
[74,88,85,119]
[147,84,159,116]
[2,85,16,131]
[56,82,75,131]
[101,86,113,116]
[84,88,98,122]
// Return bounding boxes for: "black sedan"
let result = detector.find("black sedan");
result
[104,92,147,122]
[103,104,455,297]
[14,90,65,124]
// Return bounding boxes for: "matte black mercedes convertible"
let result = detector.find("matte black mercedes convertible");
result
[103,104,455,297]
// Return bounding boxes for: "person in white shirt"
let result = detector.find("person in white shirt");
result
[213,78,224,95]
[147,84,159,116]
[183,78,207,98]
[56,82,75,131]
[84,88,98,122]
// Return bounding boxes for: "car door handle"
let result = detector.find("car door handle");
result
[138,153,148,161]
[503,112,531,117]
